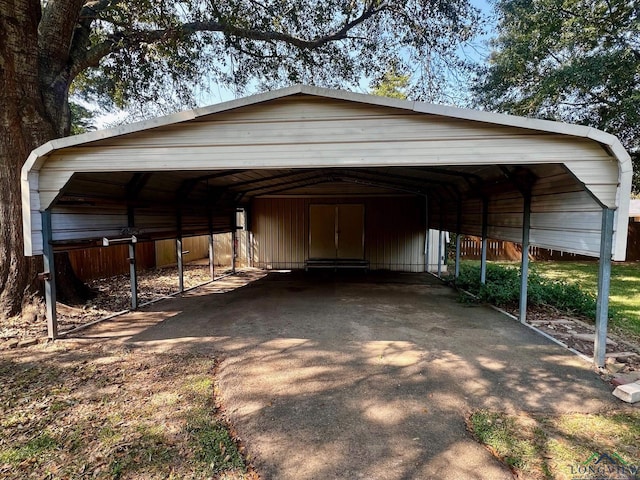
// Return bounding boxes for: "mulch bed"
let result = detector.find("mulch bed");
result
[502,305,640,374]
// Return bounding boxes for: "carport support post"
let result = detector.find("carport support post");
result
[437,206,444,278]
[232,212,237,274]
[424,196,430,272]
[42,210,58,339]
[480,197,489,284]
[594,208,614,368]
[455,202,462,278]
[209,233,215,280]
[177,236,184,292]
[208,214,215,281]
[129,242,138,310]
[437,231,443,278]
[519,195,531,323]
[128,207,138,310]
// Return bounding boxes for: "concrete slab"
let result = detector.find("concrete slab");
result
[75,271,617,480]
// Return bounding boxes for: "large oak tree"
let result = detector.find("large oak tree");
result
[0,0,480,318]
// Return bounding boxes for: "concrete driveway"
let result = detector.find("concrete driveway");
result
[79,271,616,479]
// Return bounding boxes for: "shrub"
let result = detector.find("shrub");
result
[453,263,598,319]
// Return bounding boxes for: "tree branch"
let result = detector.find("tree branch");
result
[70,3,388,79]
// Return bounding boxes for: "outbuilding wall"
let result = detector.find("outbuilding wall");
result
[251,196,426,272]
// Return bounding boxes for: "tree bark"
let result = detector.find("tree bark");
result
[0,0,69,318]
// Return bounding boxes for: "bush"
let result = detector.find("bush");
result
[453,263,597,318]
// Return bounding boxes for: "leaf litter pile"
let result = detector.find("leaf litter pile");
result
[1,263,230,340]
[0,343,257,479]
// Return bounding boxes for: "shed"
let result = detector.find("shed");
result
[21,85,633,366]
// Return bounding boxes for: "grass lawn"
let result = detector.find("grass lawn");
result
[532,261,640,340]
[468,410,640,480]
[0,345,254,480]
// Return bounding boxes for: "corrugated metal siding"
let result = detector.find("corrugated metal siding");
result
[25,94,627,260]
[252,196,425,272]
[34,97,618,211]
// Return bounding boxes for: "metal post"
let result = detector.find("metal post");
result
[594,208,614,368]
[127,207,138,310]
[209,233,215,280]
[437,205,444,277]
[42,210,57,339]
[177,236,184,293]
[232,211,237,274]
[455,202,462,278]
[455,234,461,278]
[519,195,531,323]
[437,230,443,277]
[424,196,430,273]
[129,243,138,309]
[176,208,184,292]
[232,231,236,273]
[480,197,489,284]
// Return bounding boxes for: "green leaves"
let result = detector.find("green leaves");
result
[474,0,640,191]
[64,0,482,118]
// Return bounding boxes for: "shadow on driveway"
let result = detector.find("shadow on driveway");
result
[75,271,617,480]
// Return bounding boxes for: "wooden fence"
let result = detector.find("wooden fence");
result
[68,224,638,281]
[458,225,640,261]
[68,232,249,281]
[68,242,156,281]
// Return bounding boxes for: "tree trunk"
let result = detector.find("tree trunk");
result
[54,252,97,305]
[0,0,85,318]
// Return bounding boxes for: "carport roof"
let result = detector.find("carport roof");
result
[22,84,633,259]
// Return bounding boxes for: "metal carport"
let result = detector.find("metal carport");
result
[21,85,633,366]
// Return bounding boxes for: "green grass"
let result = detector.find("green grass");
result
[469,410,640,480]
[533,261,640,338]
[454,260,640,341]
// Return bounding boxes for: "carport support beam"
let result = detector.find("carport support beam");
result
[42,210,58,339]
[519,195,531,323]
[594,208,614,368]
[480,197,489,284]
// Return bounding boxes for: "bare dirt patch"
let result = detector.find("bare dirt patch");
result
[502,305,640,374]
